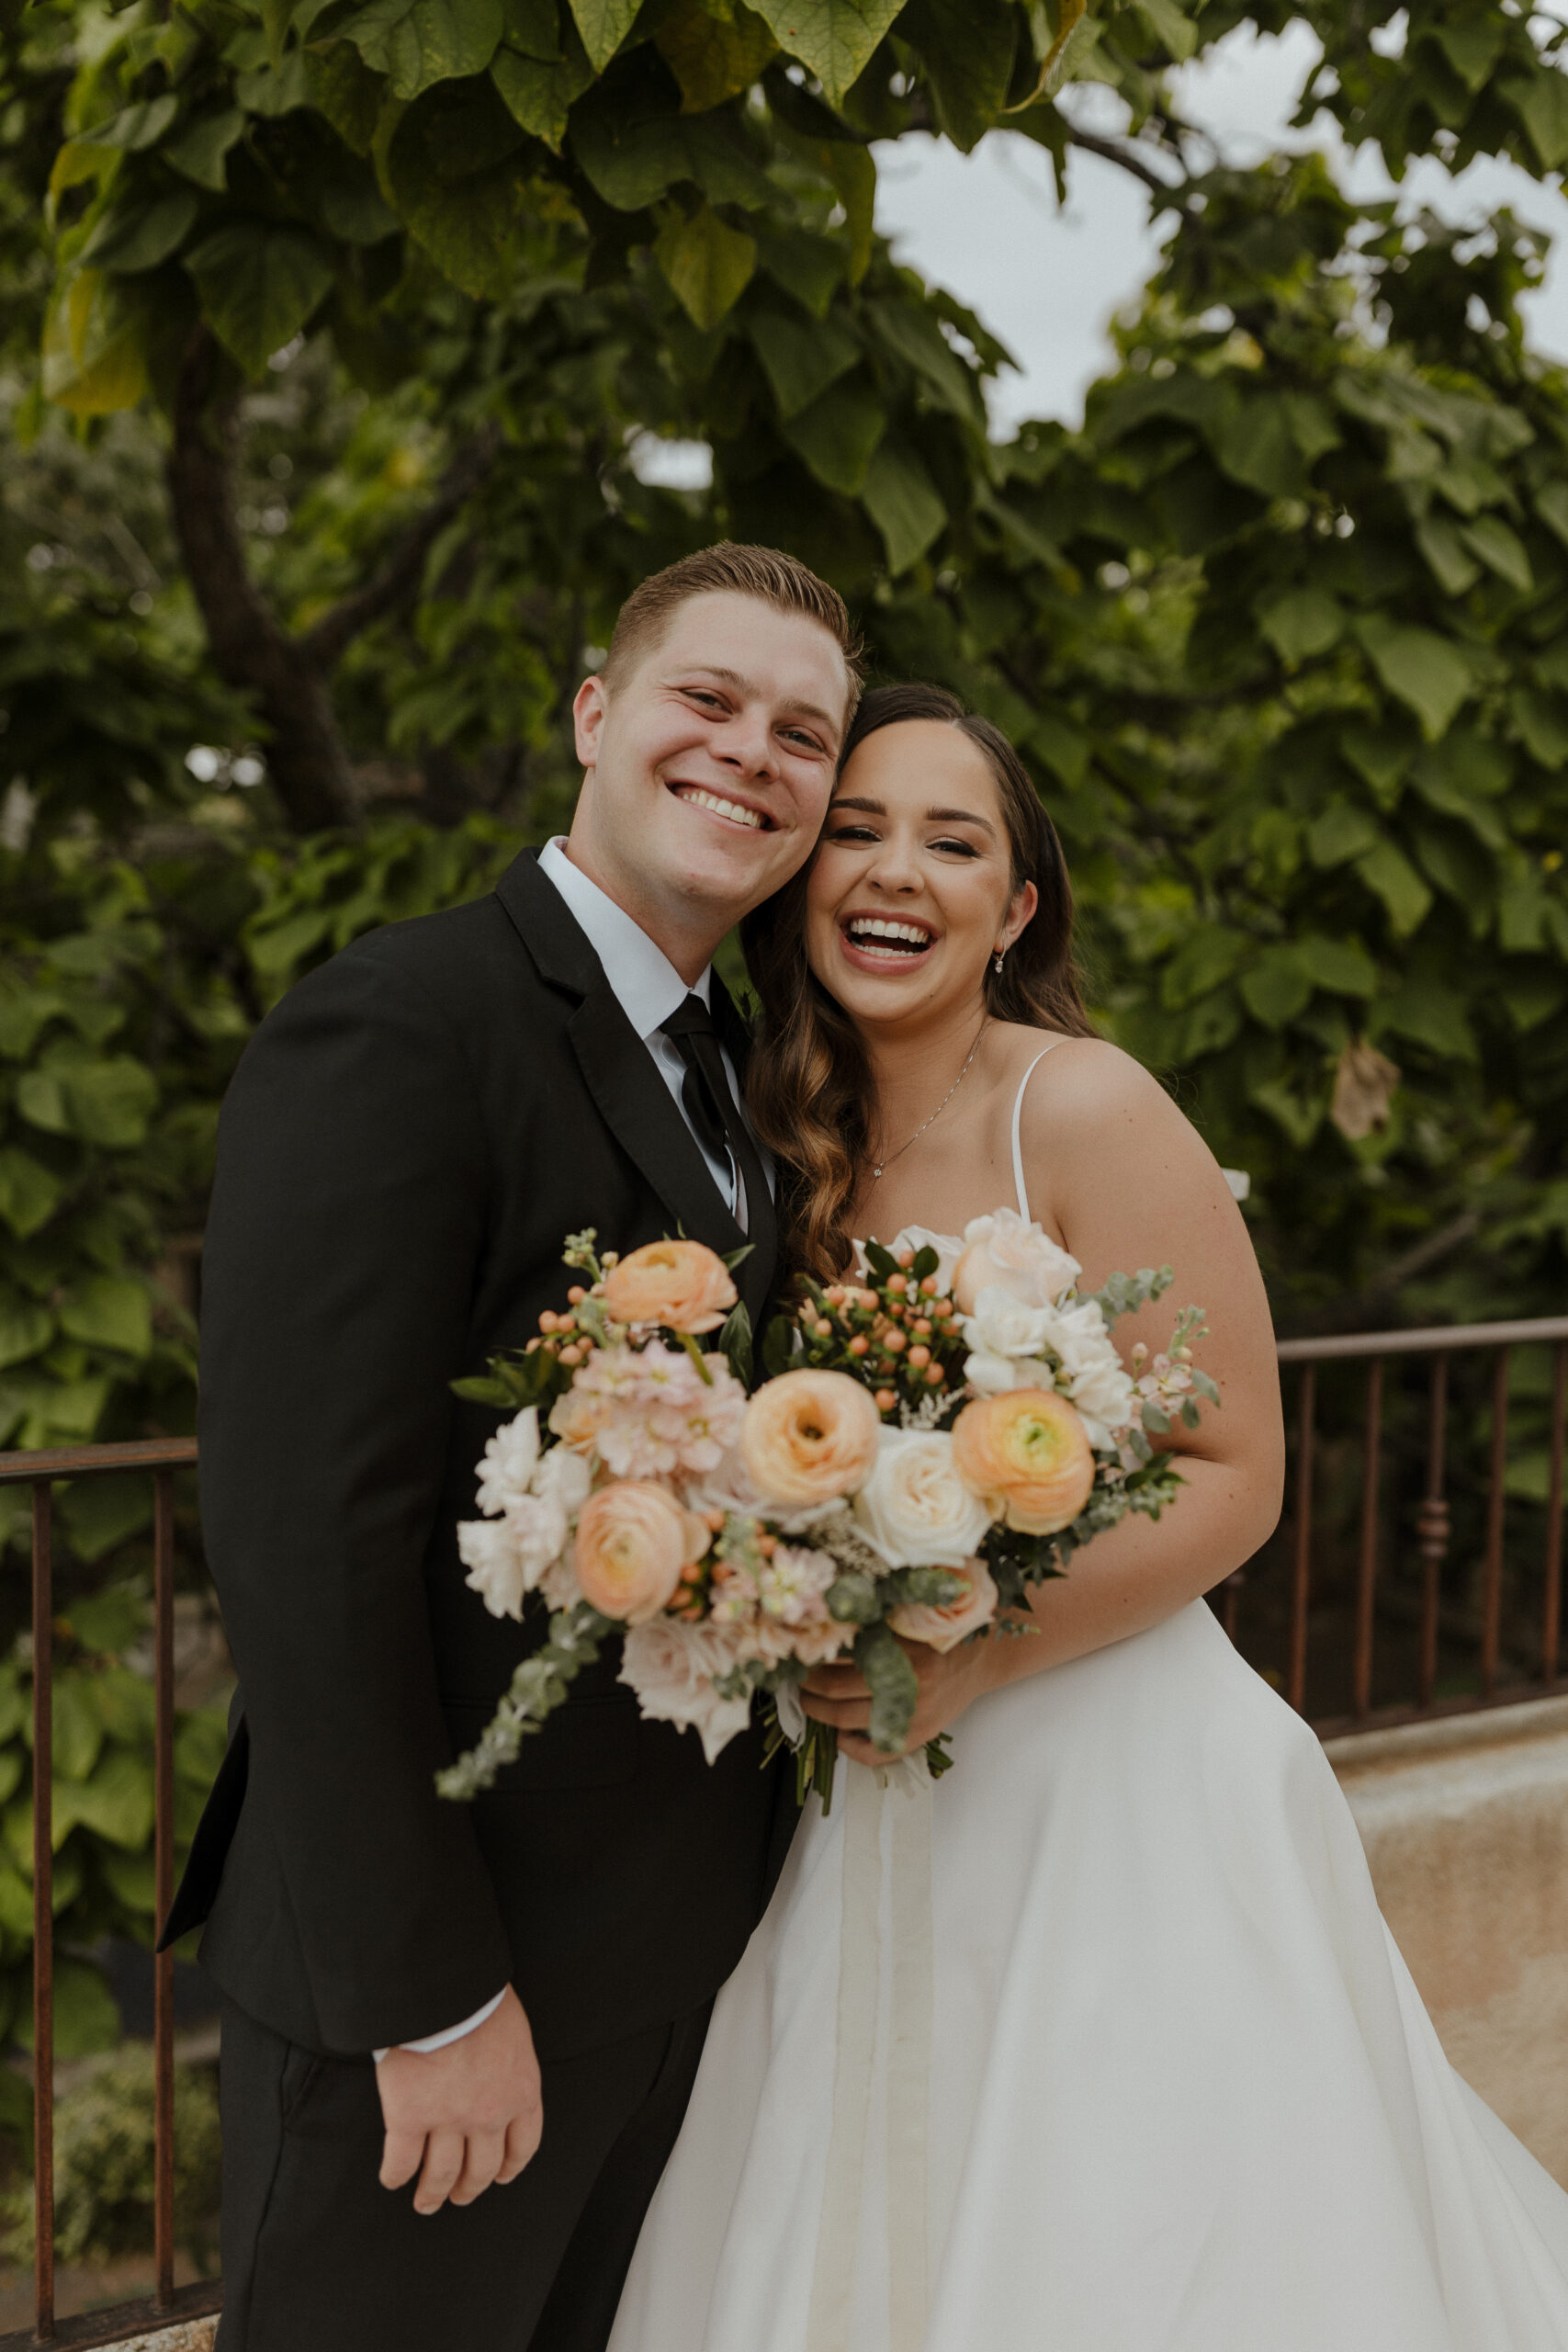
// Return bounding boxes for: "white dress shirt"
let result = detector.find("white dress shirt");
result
[377,838,764,2060]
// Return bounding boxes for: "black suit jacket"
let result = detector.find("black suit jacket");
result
[165,852,793,2062]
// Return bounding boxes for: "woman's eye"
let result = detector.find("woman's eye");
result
[931,836,979,857]
[827,824,878,843]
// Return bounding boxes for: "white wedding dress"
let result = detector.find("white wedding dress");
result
[607,1060,1568,2352]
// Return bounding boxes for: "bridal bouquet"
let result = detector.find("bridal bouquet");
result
[437,1216,1215,1805]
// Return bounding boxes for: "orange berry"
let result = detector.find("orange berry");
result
[920,1274,940,1295]
[525,1337,541,1353]
[849,1335,870,1357]
[567,1285,586,1305]
[859,1289,878,1311]
[704,1508,726,1532]
[540,1309,558,1331]
[884,1329,907,1353]
[558,1343,582,1367]
[912,1317,932,1337]
[897,1249,915,1270]
[757,1533,777,1556]
[887,1272,908,1295]
[908,1345,931,1369]
[875,1388,897,1413]
[924,1364,944,1386]
[814,1319,833,1339]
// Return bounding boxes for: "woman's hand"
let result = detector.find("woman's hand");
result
[802,1633,1004,1766]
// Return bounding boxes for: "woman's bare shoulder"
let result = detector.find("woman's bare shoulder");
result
[1020,1035,1179,1126]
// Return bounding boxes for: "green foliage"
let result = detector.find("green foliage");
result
[0,2046,221,2265]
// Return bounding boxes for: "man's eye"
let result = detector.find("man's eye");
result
[783,729,825,752]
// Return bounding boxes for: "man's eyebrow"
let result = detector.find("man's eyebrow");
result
[666,664,840,735]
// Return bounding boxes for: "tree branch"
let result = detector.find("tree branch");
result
[300,427,501,670]
[1065,128,1190,211]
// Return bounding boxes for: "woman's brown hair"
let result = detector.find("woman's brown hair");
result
[742,683,1095,1283]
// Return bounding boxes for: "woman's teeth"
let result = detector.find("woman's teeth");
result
[675,786,763,830]
[845,919,933,957]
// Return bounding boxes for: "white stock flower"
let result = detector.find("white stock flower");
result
[1042,1298,1135,1448]
[852,1429,994,1568]
[474,1408,542,1515]
[964,1347,1059,1398]
[533,1444,592,1518]
[952,1208,1080,1312]
[457,1515,531,1621]
[620,1619,753,1764]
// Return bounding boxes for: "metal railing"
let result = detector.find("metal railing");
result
[1220,1316,1568,1735]
[0,1316,1562,2342]
[0,1437,219,2352]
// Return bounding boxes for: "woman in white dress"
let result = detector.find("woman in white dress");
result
[606,684,1568,2352]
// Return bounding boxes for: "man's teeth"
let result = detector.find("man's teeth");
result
[677,786,763,830]
[847,919,933,954]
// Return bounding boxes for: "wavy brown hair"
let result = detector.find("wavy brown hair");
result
[742,684,1095,1283]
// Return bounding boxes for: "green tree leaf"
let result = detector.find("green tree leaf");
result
[75,98,179,153]
[0,1303,53,1373]
[51,1679,106,1785]
[1356,616,1472,741]
[654,203,757,330]
[862,434,946,573]
[234,51,314,115]
[58,1274,152,1360]
[1461,513,1532,593]
[53,1746,153,1851]
[780,368,883,492]
[184,223,335,374]
[751,0,902,107]
[1375,978,1477,1061]
[0,1152,62,1241]
[1239,944,1312,1028]
[822,139,874,280]
[1511,687,1568,771]
[656,0,778,109]
[1502,70,1568,171]
[1257,584,1342,666]
[898,0,1018,153]
[491,42,592,149]
[567,0,640,73]
[748,303,859,417]
[16,1048,157,1148]
[1297,934,1377,996]
[162,108,247,193]
[337,0,504,98]
[1414,514,1482,597]
[80,193,199,277]
[1307,801,1380,868]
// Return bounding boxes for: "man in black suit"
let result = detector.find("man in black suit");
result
[167,543,862,2350]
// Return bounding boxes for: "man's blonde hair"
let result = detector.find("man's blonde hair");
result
[604,542,864,725]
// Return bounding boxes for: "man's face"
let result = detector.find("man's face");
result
[570,591,850,956]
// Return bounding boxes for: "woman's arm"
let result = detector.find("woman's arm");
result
[804,1041,1285,1763]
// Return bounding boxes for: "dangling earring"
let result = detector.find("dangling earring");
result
[993,949,1006,977]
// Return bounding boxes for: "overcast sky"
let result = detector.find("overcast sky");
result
[874,18,1568,433]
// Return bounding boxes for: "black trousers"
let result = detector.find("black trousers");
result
[215,1994,715,2352]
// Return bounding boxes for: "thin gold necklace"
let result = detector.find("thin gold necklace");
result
[869,1022,987,1182]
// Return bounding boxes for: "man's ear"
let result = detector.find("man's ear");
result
[572,674,608,770]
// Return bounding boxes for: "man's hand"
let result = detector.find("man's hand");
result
[802,1633,999,1766]
[378,1984,543,2215]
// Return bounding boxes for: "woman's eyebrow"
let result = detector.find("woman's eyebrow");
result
[927,804,998,837]
[828,795,885,814]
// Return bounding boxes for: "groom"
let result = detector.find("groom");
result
[165,544,862,2349]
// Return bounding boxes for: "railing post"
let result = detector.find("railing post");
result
[153,1468,176,2311]
[1482,1349,1510,1698]
[30,1482,53,2342]
[1544,1342,1566,1684]
[1287,1364,1314,1714]
[1353,1358,1382,1720]
[1417,1353,1450,1708]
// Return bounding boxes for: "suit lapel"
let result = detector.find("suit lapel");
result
[494,853,775,1318]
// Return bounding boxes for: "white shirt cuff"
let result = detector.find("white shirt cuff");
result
[371,1987,506,2064]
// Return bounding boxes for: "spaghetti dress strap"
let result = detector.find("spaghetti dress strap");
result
[1010,1041,1063,1222]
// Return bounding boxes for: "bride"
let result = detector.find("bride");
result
[606,683,1568,2351]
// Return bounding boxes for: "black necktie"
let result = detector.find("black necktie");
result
[660,994,771,1243]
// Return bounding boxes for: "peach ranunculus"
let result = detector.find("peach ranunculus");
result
[951,1388,1096,1535]
[951,1208,1080,1316]
[602,1239,738,1333]
[739,1368,883,1509]
[888,1556,999,1652]
[572,1481,710,1623]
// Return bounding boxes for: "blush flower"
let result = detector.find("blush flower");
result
[602,1238,738,1333]
[740,1369,883,1508]
[573,1482,711,1623]
[888,1557,999,1652]
[852,1430,993,1569]
[619,1618,754,1762]
[952,1208,1080,1316]
[952,1388,1096,1535]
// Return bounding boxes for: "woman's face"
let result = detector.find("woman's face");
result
[805,720,1037,1031]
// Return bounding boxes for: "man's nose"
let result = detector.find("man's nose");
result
[712,708,778,777]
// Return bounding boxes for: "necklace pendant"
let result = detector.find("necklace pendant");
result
[871,1165,883,1180]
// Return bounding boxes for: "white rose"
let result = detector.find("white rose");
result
[952,1209,1080,1313]
[852,1429,994,1569]
[457,1515,530,1621]
[532,1444,592,1517]
[963,1283,1055,1361]
[473,1407,541,1515]
[964,1347,1059,1398]
[620,1619,754,1764]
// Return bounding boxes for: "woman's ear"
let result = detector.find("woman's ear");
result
[999,880,1039,953]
